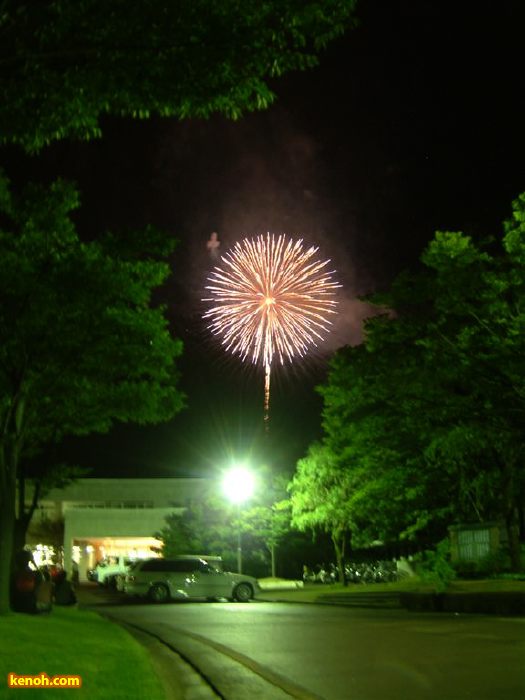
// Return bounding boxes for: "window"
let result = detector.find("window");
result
[140,557,211,573]
[140,560,167,572]
[457,528,490,561]
[155,560,198,573]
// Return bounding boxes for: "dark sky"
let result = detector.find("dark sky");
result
[6,0,525,479]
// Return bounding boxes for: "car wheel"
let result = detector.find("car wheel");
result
[233,583,253,602]
[149,584,170,603]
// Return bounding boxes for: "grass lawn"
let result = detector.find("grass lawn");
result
[318,577,525,594]
[258,576,525,601]
[0,606,166,700]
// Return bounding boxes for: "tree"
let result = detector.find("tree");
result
[290,442,354,583]
[240,471,292,577]
[0,0,360,612]
[27,516,65,563]
[317,333,459,547]
[413,203,525,568]
[158,494,244,562]
[159,469,293,577]
[241,501,291,578]
[294,192,525,570]
[158,496,262,574]
[15,461,89,556]
[0,0,358,152]
[0,172,185,613]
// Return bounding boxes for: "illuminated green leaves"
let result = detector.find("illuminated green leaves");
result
[293,193,525,558]
[0,0,357,152]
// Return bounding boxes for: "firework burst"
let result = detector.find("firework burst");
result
[203,233,340,422]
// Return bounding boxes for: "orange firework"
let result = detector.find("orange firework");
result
[203,233,340,422]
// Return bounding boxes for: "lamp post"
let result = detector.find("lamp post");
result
[221,465,255,574]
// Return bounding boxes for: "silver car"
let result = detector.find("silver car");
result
[123,556,259,603]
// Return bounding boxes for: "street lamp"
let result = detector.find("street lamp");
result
[221,465,255,573]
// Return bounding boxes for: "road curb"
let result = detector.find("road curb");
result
[400,591,525,615]
[123,623,220,700]
[258,590,525,615]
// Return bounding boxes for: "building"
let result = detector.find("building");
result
[26,478,212,580]
[448,521,504,564]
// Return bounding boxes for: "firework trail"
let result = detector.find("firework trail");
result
[203,233,340,423]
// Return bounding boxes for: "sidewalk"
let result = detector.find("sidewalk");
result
[75,584,219,700]
[75,582,120,605]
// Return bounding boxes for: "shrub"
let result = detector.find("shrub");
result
[453,548,514,579]
[413,539,457,592]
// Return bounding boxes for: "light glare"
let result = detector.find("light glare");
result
[222,466,256,505]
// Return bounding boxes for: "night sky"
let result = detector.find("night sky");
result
[6,0,525,479]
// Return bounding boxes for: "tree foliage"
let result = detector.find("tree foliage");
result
[0,0,357,151]
[158,470,292,577]
[0,171,184,439]
[0,171,185,612]
[158,495,270,576]
[159,498,234,561]
[289,442,353,581]
[0,0,360,612]
[291,193,525,570]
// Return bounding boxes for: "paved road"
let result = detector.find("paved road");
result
[98,600,525,700]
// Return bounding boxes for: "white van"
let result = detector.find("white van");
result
[123,556,259,603]
[93,556,135,587]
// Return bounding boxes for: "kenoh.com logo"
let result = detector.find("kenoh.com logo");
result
[7,672,82,688]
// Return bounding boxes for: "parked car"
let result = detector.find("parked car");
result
[10,550,53,614]
[123,556,259,603]
[115,560,142,592]
[92,556,136,587]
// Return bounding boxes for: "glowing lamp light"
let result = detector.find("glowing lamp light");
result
[222,466,255,505]
[222,465,256,574]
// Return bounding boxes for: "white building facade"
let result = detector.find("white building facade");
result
[26,478,212,580]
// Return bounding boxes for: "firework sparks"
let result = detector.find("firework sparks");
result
[203,233,340,422]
